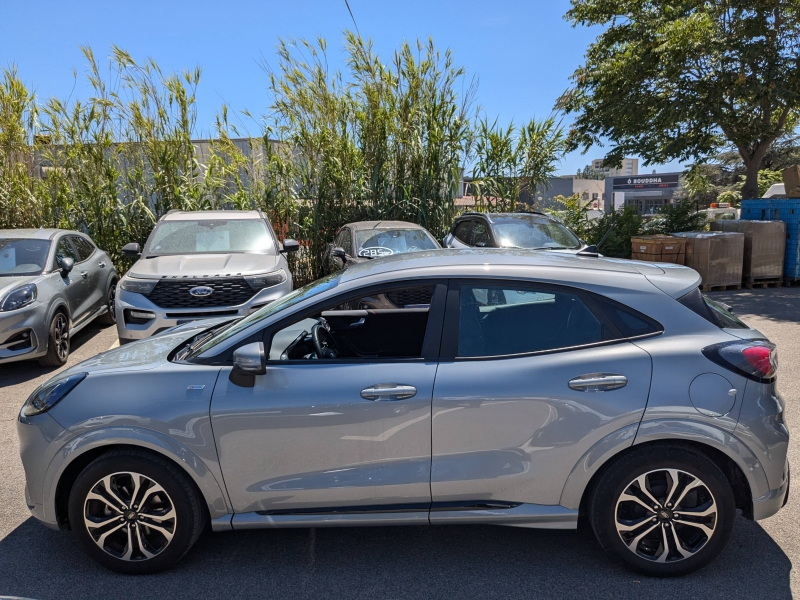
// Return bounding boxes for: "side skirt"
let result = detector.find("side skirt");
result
[211,502,579,532]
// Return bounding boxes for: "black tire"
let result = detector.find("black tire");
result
[97,280,117,326]
[68,449,206,574]
[589,445,735,577]
[38,311,70,367]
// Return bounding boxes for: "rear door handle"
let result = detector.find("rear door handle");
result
[98,261,106,268]
[361,384,417,401]
[568,373,628,392]
[80,271,88,279]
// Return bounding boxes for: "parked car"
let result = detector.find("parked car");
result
[116,210,299,344]
[0,229,117,366]
[322,220,440,274]
[443,212,583,251]
[17,250,788,576]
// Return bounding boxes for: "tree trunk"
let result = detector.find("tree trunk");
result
[741,155,761,200]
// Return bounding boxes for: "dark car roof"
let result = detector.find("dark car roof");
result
[458,212,553,223]
[0,228,79,240]
[346,221,431,231]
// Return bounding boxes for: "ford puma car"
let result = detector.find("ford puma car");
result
[321,221,440,274]
[18,250,788,576]
[0,229,117,366]
[115,210,299,344]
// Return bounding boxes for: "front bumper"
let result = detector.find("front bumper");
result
[115,279,293,343]
[0,301,49,364]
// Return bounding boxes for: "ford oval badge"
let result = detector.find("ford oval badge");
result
[189,285,214,297]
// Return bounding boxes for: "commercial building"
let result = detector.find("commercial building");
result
[603,172,683,214]
[592,158,639,177]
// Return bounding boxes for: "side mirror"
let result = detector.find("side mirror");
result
[58,256,74,275]
[331,247,346,260]
[121,242,141,258]
[230,341,266,387]
[281,239,300,253]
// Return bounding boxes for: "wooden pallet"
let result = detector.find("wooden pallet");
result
[744,277,784,289]
[701,283,742,292]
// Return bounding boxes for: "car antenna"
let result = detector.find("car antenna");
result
[576,224,615,257]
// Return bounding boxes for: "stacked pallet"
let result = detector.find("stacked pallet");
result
[710,220,785,288]
[671,231,745,291]
[741,199,800,284]
[630,235,686,264]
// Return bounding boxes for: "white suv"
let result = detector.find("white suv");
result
[115,210,298,343]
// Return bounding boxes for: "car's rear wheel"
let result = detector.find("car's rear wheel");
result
[97,280,117,326]
[38,311,69,367]
[68,450,205,574]
[589,445,735,577]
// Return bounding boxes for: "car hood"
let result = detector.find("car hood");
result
[59,317,233,377]
[128,253,282,278]
[0,275,37,299]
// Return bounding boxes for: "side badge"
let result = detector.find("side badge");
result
[187,385,206,390]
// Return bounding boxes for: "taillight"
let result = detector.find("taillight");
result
[702,340,778,383]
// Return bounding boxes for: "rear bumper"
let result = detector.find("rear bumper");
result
[753,461,790,521]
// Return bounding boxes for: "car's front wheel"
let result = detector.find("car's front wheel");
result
[38,311,69,367]
[589,445,735,577]
[68,449,206,574]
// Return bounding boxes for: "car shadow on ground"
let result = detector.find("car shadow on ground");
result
[710,287,800,324]
[0,322,109,387]
[0,515,791,600]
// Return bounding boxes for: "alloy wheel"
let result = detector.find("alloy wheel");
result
[83,471,177,561]
[108,285,117,323]
[615,468,717,563]
[54,314,69,360]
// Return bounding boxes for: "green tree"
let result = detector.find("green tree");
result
[561,0,800,200]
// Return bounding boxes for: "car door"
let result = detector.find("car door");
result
[429,279,654,515]
[210,280,447,514]
[52,236,89,324]
[70,235,105,314]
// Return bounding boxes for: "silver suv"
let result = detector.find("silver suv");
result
[0,229,117,366]
[116,210,298,343]
[17,250,789,576]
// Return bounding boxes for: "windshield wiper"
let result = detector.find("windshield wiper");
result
[176,320,238,361]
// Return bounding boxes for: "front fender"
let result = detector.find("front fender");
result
[42,426,232,524]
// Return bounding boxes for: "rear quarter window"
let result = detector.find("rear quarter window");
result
[677,287,749,330]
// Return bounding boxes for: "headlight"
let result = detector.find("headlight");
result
[245,270,287,290]
[120,278,157,294]
[21,372,87,417]
[1,283,37,311]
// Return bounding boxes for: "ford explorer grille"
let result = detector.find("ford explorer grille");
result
[145,278,256,309]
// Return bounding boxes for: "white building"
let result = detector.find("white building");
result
[592,158,638,177]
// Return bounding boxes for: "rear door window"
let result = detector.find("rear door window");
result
[590,294,663,337]
[471,221,492,247]
[456,283,609,357]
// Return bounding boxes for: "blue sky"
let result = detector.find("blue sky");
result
[1,0,683,175]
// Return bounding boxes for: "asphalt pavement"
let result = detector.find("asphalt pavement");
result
[0,289,797,599]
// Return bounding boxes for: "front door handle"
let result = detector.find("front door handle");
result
[568,373,628,392]
[361,384,417,401]
[349,317,366,328]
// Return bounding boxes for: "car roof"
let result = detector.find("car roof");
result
[161,210,263,221]
[0,228,77,240]
[346,221,430,231]
[457,212,552,224]
[338,248,700,298]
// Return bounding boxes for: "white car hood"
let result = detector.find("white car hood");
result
[128,253,281,279]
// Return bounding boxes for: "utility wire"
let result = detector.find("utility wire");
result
[344,0,361,36]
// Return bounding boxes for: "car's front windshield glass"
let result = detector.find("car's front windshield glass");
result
[355,229,439,258]
[189,272,342,357]
[0,239,51,276]
[491,216,581,249]
[145,219,274,256]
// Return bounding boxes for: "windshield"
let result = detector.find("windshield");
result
[355,229,439,258]
[0,239,51,276]
[490,216,581,249]
[189,272,342,357]
[145,219,274,256]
